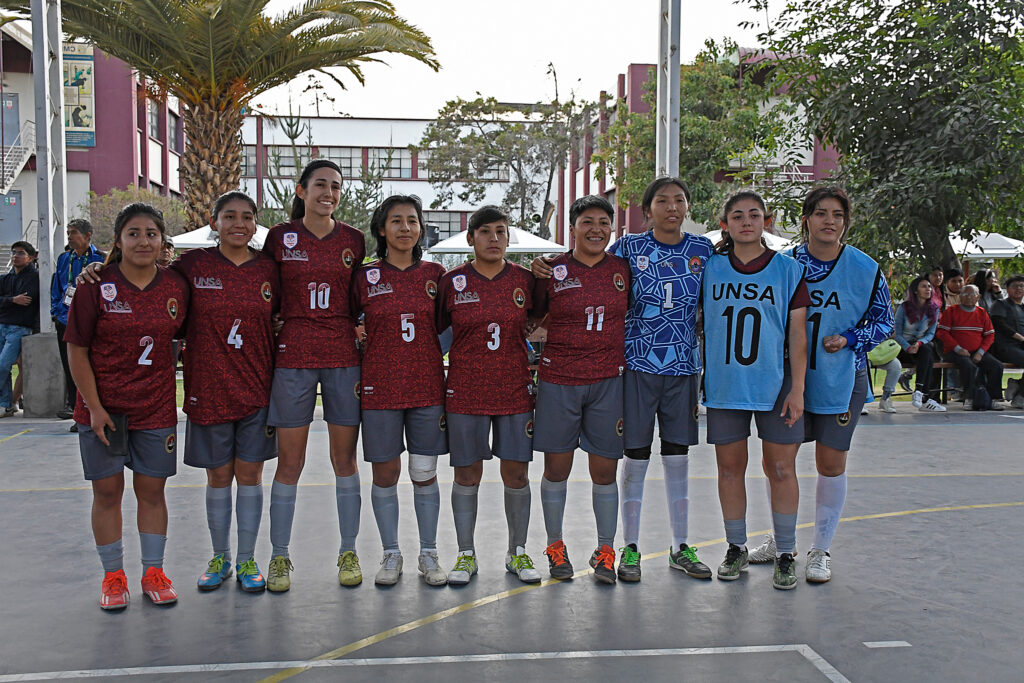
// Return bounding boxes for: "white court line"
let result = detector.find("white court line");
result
[1000,415,1024,420]
[0,644,851,682]
[863,641,912,648]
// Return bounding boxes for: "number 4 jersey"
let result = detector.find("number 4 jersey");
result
[438,261,535,415]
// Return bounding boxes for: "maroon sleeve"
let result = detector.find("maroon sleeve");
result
[523,270,536,317]
[261,230,276,258]
[790,278,812,310]
[63,280,99,347]
[436,274,452,332]
[531,275,551,318]
[350,266,366,318]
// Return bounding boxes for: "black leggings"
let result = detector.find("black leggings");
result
[898,341,938,396]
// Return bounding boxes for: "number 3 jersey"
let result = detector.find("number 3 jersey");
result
[64,264,190,430]
[438,261,535,415]
[531,252,630,385]
[609,231,714,376]
[262,218,365,369]
[171,248,279,425]
[701,249,806,410]
[353,259,446,410]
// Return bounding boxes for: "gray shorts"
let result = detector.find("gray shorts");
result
[804,368,869,452]
[706,374,804,445]
[623,370,699,448]
[448,412,533,467]
[532,377,623,459]
[78,425,177,481]
[268,366,361,428]
[361,405,448,462]
[183,407,278,469]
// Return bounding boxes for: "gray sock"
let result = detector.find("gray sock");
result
[235,484,263,563]
[336,474,361,554]
[269,480,297,558]
[413,481,440,552]
[592,482,618,548]
[139,532,166,571]
[371,483,400,552]
[724,518,747,547]
[540,477,567,546]
[504,484,531,554]
[96,539,123,573]
[772,511,798,555]
[451,482,479,552]
[205,485,232,559]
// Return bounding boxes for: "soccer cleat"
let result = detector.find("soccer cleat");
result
[617,544,642,582]
[805,548,832,583]
[100,569,130,611]
[374,551,403,586]
[417,550,448,586]
[749,534,791,563]
[140,567,178,605]
[589,544,617,584]
[235,558,267,593]
[447,550,478,585]
[716,543,749,581]
[669,543,712,579]
[197,553,232,591]
[773,553,797,590]
[337,550,363,586]
[0,406,16,418]
[911,390,924,408]
[56,406,74,420]
[544,540,574,579]
[266,555,293,593]
[897,370,913,393]
[505,546,542,583]
[919,399,947,412]
[878,397,896,413]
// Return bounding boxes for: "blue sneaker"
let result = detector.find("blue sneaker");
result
[197,553,232,591]
[235,558,267,593]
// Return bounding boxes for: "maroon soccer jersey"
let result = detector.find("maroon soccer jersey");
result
[262,218,365,368]
[353,259,446,410]
[172,248,280,425]
[532,252,630,385]
[64,265,189,430]
[438,261,535,415]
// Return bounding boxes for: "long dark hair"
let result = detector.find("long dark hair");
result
[290,159,343,219]
[902,275,939,324]
[370,195,425,262]
[715,189,770,255]
[641,176,690,224]
[103,203,166,266]
[800,186,851,244]
[971,268,998,293]
[212,190,257,222]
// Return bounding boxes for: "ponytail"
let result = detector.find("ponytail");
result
[291,159,343,220]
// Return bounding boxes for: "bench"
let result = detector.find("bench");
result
[869,359,1021,404]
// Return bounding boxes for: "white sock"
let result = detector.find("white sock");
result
[812,473,847,552]
[620,458,649,546]
[662,454,690,547]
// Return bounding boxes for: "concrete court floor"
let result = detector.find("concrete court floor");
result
[0,406,1022,682]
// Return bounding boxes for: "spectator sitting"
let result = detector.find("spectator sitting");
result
[988,275,1024,368]
[936,284,1009,410]
[927,266,945,311]
[891,276,946,412]
[0,241,40,417]
[943,267,964,310]
[972,268,1006,311]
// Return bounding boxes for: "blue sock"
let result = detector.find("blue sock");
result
[269,481,297,558]
[206,485,232,559]
[235,484,263,563]
[772,511,798,555]
[139,532,166,571]
[724,518,747,547]
[336,474,361,554]
[96,539,123,573]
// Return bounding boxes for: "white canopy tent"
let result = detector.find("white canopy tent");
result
[701,229,794,251]
[169,225,271,250]
[948,231,1024,261]
[426,226,566,255]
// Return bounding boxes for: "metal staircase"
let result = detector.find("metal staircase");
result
[1,120,35,196]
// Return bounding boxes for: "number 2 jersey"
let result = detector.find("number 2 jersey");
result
[353,259,446,410]
[609,231,714,376]
[438,261,535,415]
[262,218,365,369]
[172,247,279,425]
[531,252,630,385]
[64,264,189,430]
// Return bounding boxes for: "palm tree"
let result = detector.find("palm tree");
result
[1,0,438,228]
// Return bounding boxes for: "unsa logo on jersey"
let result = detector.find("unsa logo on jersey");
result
[366,268,381,285]
[342,248,355,268]
[425,280,438,299]
[164,434,176,454]
[453,274,467,292]
[100,283,118,301]
[553,264,568,281]
[637,255,649,271]
[613,273,626,291]
[166,297,179,319]
[688,255,703,274]
[282,232,299,249]
[513,288,526,308]
[261,282,273,302]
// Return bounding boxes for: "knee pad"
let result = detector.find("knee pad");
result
[624,446,652,460]
[408,453,438,483]
[660,440,689,456]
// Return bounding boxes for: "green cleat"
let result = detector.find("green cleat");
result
[337,550,363,586]
[717,543,749,581]
[617,544,642,582]
[773,552,797,590]
[669,543,712,579]
[267,555,293,593]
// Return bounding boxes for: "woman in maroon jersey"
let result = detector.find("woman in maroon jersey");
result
[65,203,189,611]
[353,195,448,586]
[261,159,366,591]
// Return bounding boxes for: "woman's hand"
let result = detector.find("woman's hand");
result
[822,334,848,353]
[89,405,115,447]
[531,256,555,279]
[907,341,920,354]
[76,262,103,286]
[780,389,804,427]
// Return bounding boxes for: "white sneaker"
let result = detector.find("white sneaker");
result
[748,534,777,564]
[878,397,896,413]
[990,399,1008,411]
[504,545,541,583]
[912,390,924,407]
[964,399,974,410]
[374,551,403,586]
[417,550,448,586]
[805,548,832,583]
[860,406,869,415]
[447,550,477,585]
[919,399,947,412]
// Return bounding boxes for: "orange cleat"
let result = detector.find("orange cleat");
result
[100,569,130,610]
[140,566,178,605]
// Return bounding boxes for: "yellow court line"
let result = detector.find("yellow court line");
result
[0,429,31,445]
[258,500,1024,682]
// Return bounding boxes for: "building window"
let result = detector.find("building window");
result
[424,211,463,240]
[316,146,362,179]
[369,147,413,179]
[267,145,312,177]
[168,112,181,152]
[242,145,258,176]
[417,150,430,179]
[148,101,160,139]
[471,161,510,182]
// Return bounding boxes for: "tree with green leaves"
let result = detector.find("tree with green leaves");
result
[743,0,1024,271]
[77,186,186,249]
[0,0,437,229]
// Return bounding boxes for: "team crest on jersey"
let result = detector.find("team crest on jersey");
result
[525,419,534,438]
[439,414,447,432]
[353,381,361,400]
[342,248,355,268]
[637,255,649,271]
[616,418,624,437]
[166,298,179,319]
[513,288,526,308]
[553,264,568,281]
[453,274,467,292]
[100,283,118,301]
[282,232,298,249]
[613,273,626,291]
[164,434,176,454]
[261,282,273,302]
[265,426,276,439]
[836,411,851,427]
[688,256,703,274]
[425,280,438,299]
[366,268,380,285]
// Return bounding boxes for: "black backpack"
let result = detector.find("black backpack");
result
[972,385,992,411]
